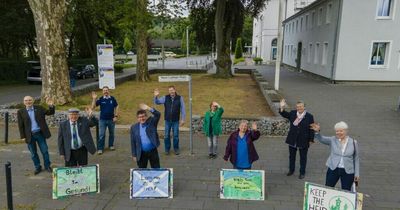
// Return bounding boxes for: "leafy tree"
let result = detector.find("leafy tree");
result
[28,0,71,104]
[189,0,267,78]
[234,37,243,59]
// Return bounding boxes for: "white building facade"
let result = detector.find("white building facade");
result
[252,0,315,63]
[283,0,400,81]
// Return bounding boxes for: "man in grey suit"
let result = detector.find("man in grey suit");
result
[17,96,55,175]
[58,108,97,167]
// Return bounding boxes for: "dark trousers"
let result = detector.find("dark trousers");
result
[65,147,88,167]
[325,168,355,191]
[289,146,308,175]
[27,132,51,170]
[137,148,160,168]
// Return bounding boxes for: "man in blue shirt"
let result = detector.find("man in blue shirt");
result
[130,103,161,168]
[91,86,119,155]
[17,96,55,175]
[154,86,186,155]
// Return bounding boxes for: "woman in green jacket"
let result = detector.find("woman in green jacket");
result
[203,102,224,159]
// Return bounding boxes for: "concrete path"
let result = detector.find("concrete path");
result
[0,65,399,209]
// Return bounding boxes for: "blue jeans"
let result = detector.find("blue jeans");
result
[164,121,179,152]
[70,79,76,88]
[325,168,355,191]
[98,119,115,150]
[27,132,51,170]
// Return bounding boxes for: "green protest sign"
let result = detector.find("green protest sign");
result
[52,165,100,199]
[304,182,363,210]
[220,169,265,200]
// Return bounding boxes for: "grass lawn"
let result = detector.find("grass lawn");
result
[58,74,274,125]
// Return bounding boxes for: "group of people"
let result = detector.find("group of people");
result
[17,86,359,192]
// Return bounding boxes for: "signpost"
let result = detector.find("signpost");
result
[52,165,100,199]
[220,169,265,200]
[97,44,115,89]
[304,182,363,210]
[130,168,173,199]
[158,75,193,154]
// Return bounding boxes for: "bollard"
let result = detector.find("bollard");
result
[5,161,13,210]
[96,124,100,144]
[4,112,9,144]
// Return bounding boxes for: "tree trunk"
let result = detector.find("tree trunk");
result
[28,0,72,105]
[214,0,234,78]
[136,0,150,82]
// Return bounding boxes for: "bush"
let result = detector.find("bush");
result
[174,54,186,58]
[233,57,245,65]
[253,57,263,64]
[114,64,136,73]
[0,60,30,84]
[234,38,243,59]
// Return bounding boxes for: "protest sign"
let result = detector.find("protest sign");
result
[52,165,100,199]
[220,169,265,200]
[130,168,173,199]
[304,182,363,210]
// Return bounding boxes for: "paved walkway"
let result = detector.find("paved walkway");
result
[0,65,399,209]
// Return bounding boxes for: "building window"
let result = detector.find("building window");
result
[370,42,390,67]
[271,39,278,60]
[318,7,323,26]
[292,22,295,34]
[300,17,303,32]
[322,43,328,65]
[314,43,320,64]
[311,11,316,29]
[296,20,299,32]
[308,43,313,63]
[305,14,309,30]
[326,3,332,24]
[376,0,393,18]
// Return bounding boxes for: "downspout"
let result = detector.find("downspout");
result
[330,0,343,83]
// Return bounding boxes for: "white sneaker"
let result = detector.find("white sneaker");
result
[97,150,103,155]
[109,146,115,151]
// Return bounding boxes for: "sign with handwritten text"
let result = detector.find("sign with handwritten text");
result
[220,169,265,200]
[52,165,100,199]
[130,168,173,199]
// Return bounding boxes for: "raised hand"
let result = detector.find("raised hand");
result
[251,122,257,130]
[139,103,150,110]
[154,89,160,97]
[280,99,286,109]
[91,91,98,100]
[46,98,54,106]
[310,123,320,132]
[85,107,93,116]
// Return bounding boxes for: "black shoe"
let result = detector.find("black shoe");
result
[286,171,294,176]
[34,167,42,175]
[299,174,305,179]
[174,150,180,155]
[46,166,52,173]
[208,154,213,159]
[212,154,217,159]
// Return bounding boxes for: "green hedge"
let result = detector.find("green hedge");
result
[0,60,30,83]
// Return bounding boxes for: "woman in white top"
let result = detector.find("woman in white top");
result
[310,121,359,191]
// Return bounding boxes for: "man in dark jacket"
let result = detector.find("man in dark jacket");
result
[154,86,185,155]
[17,96,55,175]
[279,99,315,179]
[58,108,97,167]
[130,104,161,168]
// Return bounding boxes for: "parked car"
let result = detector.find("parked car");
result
[127,51,134,55]
[73,64,96,79]
[26,61,41,84]
[161,51,177,58]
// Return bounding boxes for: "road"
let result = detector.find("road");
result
[0,56,213,105]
